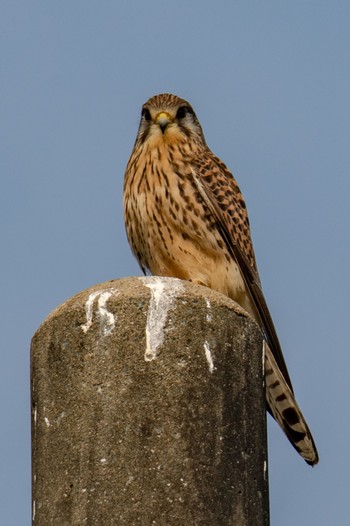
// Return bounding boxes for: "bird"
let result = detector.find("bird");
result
[123,93,319,466]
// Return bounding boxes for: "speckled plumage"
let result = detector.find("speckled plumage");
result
[123,93,318,466]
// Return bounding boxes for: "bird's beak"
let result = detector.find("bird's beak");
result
[155,112,173,133]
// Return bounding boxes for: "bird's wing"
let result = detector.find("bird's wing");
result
[191,152,293,391]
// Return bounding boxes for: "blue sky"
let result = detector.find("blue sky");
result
[2,2,350,524]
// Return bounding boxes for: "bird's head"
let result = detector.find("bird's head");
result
[135,93,207,149]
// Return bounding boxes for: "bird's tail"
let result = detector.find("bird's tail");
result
[264,342,319,466]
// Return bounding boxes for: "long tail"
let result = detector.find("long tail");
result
[264,342,319,466]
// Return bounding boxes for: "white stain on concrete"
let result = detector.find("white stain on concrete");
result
[125,475,134,486]
[204,340,215,373]
[81,291,101,333]
[97,291,117,335]
[140,277,183,362]
[56,412,65,425]
[205,299,212,322]
[81,289,118,335]
[44,417,50,427]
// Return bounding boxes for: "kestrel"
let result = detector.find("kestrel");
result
[123,93,318,466]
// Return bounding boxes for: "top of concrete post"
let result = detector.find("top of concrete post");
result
[31,277,268,525]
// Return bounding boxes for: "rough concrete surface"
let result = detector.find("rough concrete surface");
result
[31,276,269,525]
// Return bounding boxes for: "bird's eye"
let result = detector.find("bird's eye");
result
[176,106,192,119]
[141,108,151,121]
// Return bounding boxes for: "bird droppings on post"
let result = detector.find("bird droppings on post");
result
[205,298,212,322]
[96,290,118,335]
[81,290,103,333]
[139,276,184,362]
[80,288,118,335]
[264,460,267,481]
[203,340,215,373]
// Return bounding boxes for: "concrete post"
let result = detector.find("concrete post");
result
[31,277,269,525]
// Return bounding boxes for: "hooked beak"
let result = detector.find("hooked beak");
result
[155,112,173,133]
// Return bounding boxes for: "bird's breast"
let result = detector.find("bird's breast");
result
[124,150,250,308]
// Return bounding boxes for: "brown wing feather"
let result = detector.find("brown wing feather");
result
[191,151,293,391]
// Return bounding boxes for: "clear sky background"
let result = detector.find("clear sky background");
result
[2,2,350,524]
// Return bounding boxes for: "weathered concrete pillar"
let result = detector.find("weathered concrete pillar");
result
[31,277,269,525]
